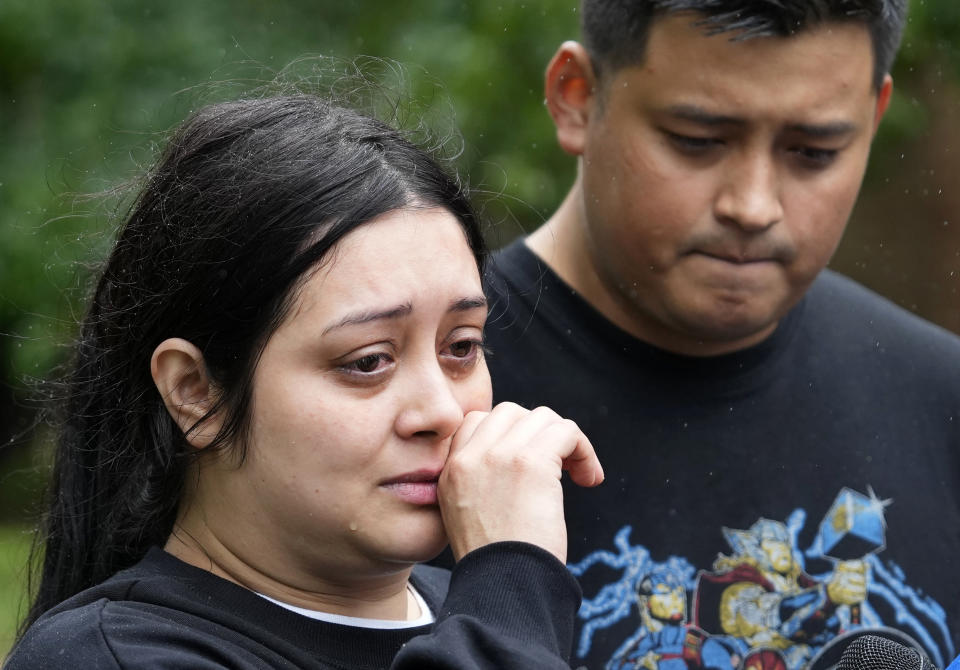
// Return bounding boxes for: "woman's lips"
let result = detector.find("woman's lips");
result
[380,469,442,505]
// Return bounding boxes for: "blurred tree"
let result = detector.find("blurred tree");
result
[838,0,960,332]
[0,0,573,520]
[0,0,958,523]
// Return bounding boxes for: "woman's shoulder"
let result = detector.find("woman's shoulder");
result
[5,552,173,667]
[7,595,261,669]
[5,597,123,669]
[5,548,252,669]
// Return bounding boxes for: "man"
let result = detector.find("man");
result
[483,2,960,668]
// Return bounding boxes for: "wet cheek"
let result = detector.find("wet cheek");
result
[317,417,383,464]
[461,369,493,412]
[276,404,374,470]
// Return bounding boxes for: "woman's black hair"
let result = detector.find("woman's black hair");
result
[21,93,485,632]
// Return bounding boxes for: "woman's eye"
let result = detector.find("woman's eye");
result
[443,338,484,370]
[343,353,391,375]
[449,339,479,358]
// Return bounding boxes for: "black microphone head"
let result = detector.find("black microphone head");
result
[837,634,937,670]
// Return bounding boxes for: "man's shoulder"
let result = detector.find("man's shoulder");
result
[488,236,529,264]
[808,270,960,353]
[483,237,601,340]
[485,237,534,288]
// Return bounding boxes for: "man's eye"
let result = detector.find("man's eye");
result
[793,146,839,168]
[668,133,721,154]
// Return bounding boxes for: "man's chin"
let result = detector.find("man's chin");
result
[688,289,797,341]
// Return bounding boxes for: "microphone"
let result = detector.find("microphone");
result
[837,635,939,670]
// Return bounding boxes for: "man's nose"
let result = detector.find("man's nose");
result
[713,152,784,232]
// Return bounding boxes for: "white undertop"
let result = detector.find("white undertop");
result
[256,583,435,629]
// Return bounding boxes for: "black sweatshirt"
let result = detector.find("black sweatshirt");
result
[5,542,581,669]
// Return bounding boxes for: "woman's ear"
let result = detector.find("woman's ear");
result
[151,338,221,448]
[544,41,598,156]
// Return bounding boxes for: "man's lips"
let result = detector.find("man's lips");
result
[380,469,442,505]
[691,249,778,264]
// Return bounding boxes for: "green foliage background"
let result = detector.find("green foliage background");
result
[1,0,958,657]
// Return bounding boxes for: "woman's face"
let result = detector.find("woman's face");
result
[200,207,491,582]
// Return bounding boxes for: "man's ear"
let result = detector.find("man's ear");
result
[873,74,893,135]
[545,41,597,156]
[151,338,221,448]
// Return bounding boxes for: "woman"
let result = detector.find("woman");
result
[5,95,602,669]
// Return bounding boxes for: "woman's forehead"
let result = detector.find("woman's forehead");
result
[284,208,482,324]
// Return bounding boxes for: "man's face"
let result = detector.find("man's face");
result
[575,14,888,354]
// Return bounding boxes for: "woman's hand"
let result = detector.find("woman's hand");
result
[437,402,603,564]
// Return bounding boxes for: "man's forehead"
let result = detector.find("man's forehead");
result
[645,12,872,60]
[599,15,878,115]
[607,12,874,83]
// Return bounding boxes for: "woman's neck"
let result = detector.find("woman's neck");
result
[164,520,419,621]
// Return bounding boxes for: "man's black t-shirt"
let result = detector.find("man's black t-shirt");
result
[484,239,960,670]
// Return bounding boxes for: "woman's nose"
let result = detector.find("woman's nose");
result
[393,361,465,441]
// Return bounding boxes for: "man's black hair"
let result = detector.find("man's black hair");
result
[581,0,909,90]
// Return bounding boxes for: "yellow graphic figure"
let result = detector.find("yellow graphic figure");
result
[699,518,867,669]
[634,582,688,669]
[827,560,867,606]
[719,581,791,650]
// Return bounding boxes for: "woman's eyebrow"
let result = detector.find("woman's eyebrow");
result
[323,295,487,335]
[322,302,413,335]
[449,295,488,312]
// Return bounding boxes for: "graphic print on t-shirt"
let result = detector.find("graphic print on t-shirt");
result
[569,487,952,670]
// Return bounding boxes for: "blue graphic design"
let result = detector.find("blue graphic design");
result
[570,488,952,670]
[569,528,742,669]
[569,526,697,660]
[861,556,951,667]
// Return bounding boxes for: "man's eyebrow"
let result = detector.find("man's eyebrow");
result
[665,104,745,127]
[322,303,413,335]
[785,121,858,137]
[665,104,858,137]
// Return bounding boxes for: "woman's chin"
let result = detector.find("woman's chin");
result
[385,522,448,565]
